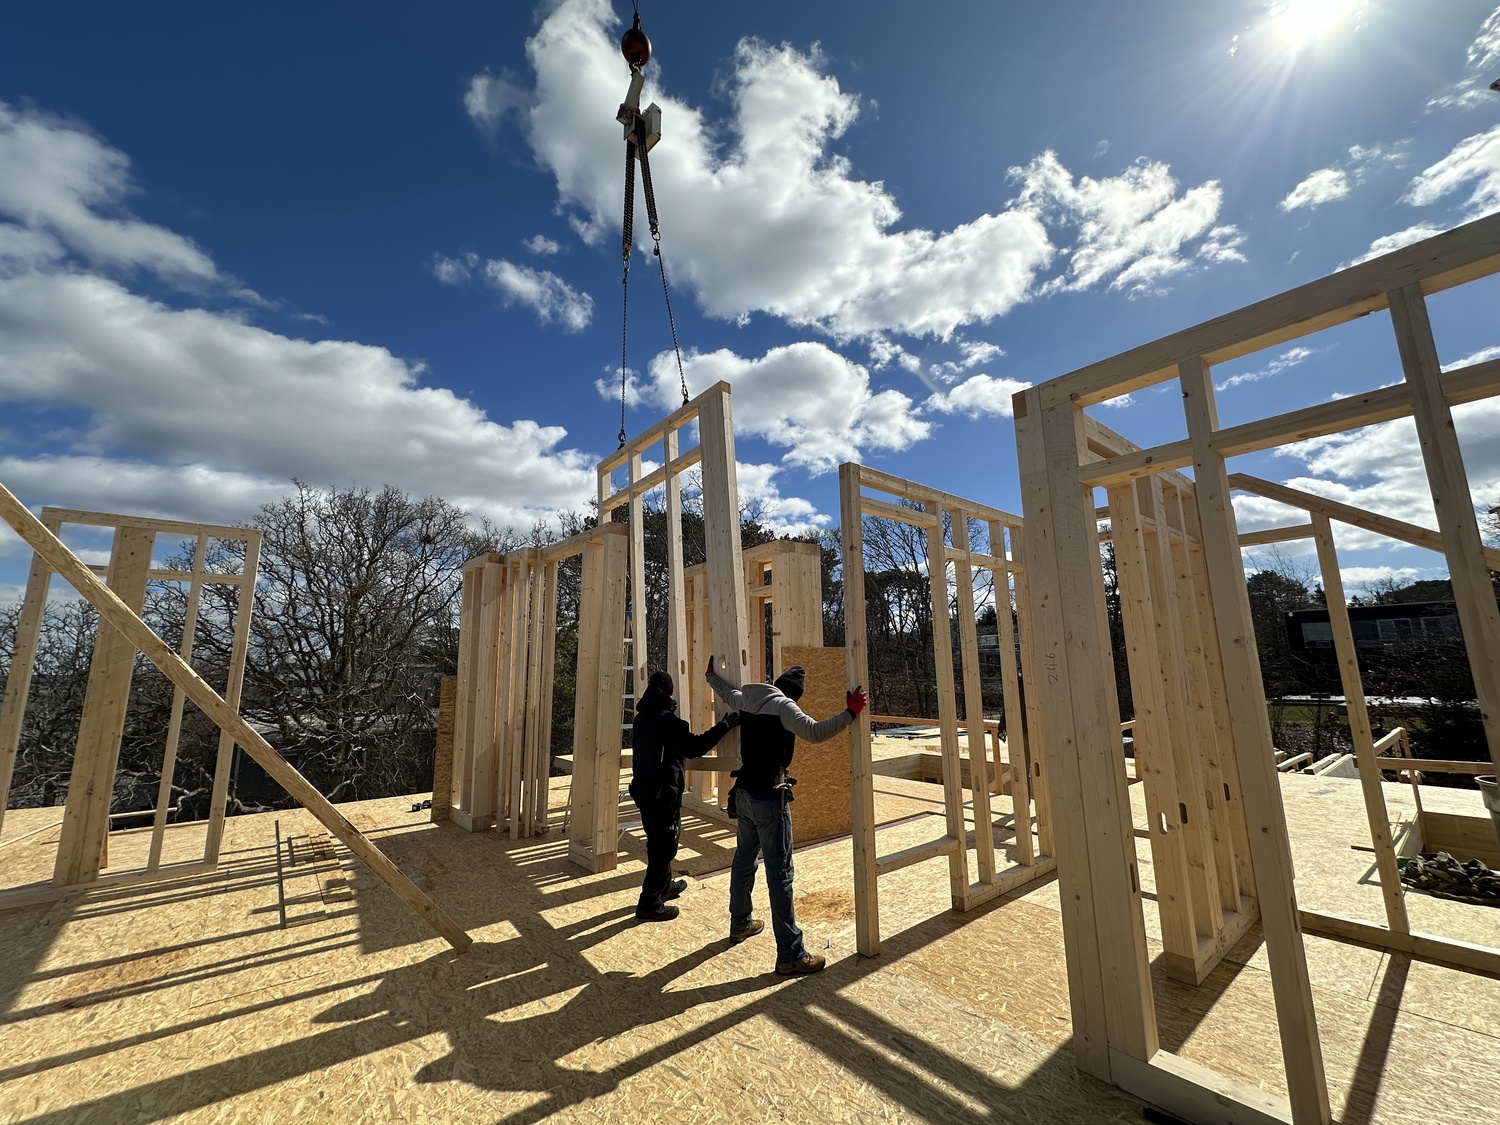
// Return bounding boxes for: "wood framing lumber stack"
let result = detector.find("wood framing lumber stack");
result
[0,482,472,953]
[1092,421,1259,986]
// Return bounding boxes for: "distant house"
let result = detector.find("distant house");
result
[1286,601,1461,654]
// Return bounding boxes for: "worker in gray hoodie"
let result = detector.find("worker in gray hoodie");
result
[705,656,868,975]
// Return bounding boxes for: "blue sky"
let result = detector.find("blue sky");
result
[1,0,1499,602]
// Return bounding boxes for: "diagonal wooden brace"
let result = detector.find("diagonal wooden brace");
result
[0,482,472,952]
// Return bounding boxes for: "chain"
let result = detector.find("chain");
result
[637,138,689,406]
[619,142,636,447]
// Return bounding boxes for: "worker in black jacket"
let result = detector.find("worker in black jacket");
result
[630,670,739,922]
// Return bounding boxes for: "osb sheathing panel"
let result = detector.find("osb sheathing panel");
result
[781,644,851,845]
[431,675,455,823]
[0,805,208,894]
[0,776,1496,1124]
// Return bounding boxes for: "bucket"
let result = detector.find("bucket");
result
[1479,776,1500,854]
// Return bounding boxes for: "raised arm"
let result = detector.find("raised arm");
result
[772,698,852,744]
[774,686,866,744]
[704,655,747,711]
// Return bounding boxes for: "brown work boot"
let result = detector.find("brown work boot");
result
[730,919,765,943]
[775,952,826,976]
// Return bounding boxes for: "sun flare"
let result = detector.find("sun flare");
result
[1268,0,1362,48]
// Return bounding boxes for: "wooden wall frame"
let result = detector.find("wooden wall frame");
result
[838,462,1055,957]
[1013,212,1500,1125]
[1089,426,1261,987]
[0,488,469,949]
[1221,476,1500,977]
[449,524,627,871]
[448,382,748,873]
[0,509,260,905]
[597,381,749,766]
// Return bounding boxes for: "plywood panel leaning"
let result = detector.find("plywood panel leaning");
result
[431,675,456,824]
[780,645,851,844]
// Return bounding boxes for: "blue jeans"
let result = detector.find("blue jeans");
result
[728,790,804,963]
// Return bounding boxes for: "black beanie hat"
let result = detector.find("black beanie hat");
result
[637,670,675,713]
[773,665,806,702]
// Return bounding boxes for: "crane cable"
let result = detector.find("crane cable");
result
[616,6,688,448]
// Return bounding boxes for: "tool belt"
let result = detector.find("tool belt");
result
[724,768,796,818]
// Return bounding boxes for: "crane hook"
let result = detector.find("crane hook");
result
[621,11,651,71]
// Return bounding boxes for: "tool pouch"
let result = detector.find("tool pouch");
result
[725,769,741,819]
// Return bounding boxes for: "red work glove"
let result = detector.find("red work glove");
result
[846,686,868,717]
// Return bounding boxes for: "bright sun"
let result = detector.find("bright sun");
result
[1268,0,1362,48]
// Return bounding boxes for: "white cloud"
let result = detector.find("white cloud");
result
[1339,223,1446,269]
[927,343,1003,384]
[1445,345,1500,371]
[525,234,560,256]
[616,341,929,474]
[734,462,830,536]
[1470,7,1500,71]
[0,100,604,538]
[0,102,222,286]
[959,340,1003,368]
[1009,152,1241,296]
[1280,168,1350,211]
[510,1,1238,340]
[1341,565,1421,591]
[0,272,599,528]
[1403,123,1500,219]
[923,374,1031,418]
[1216,345,1314,391]
[1427,88,1497,112]
[464,70,528,135]
[480,259,593,330]
[1280,144,1406,212]
[1258,398,1500,552]
[432,252,477,285]
[432,249,592,329]
[1345,143,1406,171]
[1199,225,1248,263]
[1427,8,1500,111]
[866,336,926,375]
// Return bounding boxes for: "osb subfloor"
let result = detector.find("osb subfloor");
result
[0,772,1496,1124]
